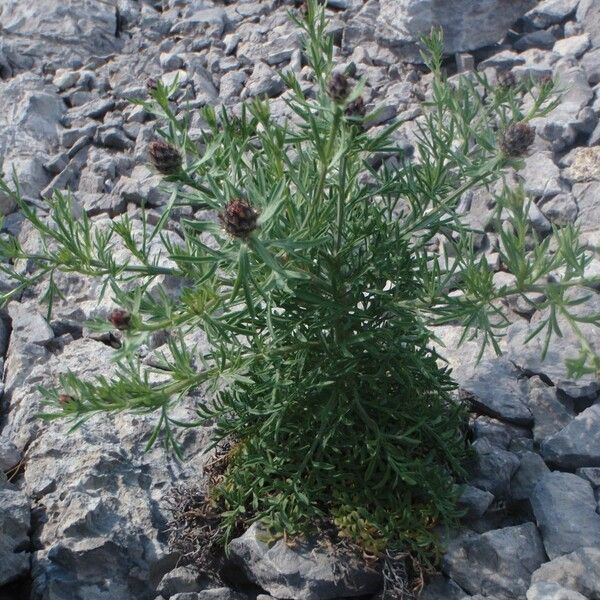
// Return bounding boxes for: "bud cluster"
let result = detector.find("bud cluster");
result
[109,308,131,330]
[499,122,535,157]
[148,140,183,175]
[219,198,259,238]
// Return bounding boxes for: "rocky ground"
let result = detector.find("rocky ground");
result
[0,0,599,599]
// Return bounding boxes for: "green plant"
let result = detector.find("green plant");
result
[0,0,597,568]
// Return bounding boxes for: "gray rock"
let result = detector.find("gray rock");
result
[1,154,49,207]
[443,523,546,600]
[527,378,573,444]
[421,575,466,600]
[0,439,21,472]
[539,193,578,226]
[7,301,54,346]
[228,523,381,600]
[575,467,600,487]
[553,34,591,58]
[376,0,535,54]
[467,439,520,499]
[525,0,580,28]
[514,30,556,52]
[563,146,600,184]
[506,287,600,406]
[459,358,532,426]
[245,63,285,98]
[116,165,167,207]
[471,416,515,449]
[577,0,600,47]
[0,335,212,600]
[171,591,247,600]
[0,479,31,586]
[531,65,594,151]
[458,485,495,520]
[81,98,116,120]
[541,404,600,469]
[510,451,550,502]
[530,547,600,598]
[97,127,132,150]
[0,0,122,67]
[581,47,600,85]
[527,581,588,600]
[157,565,203,599]
[530,471,600,559]
[170,8,226,38]
[520,152,563,199]
[573,181,600,235]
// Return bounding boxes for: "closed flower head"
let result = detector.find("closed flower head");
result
[219,198,258,238]
[499,122,535,157]
[58,394,74,406]
[149,140,182,175]
[109,308,131,330]
[345,96,366,119]
[328,72,350,103]
[497,69,517,90]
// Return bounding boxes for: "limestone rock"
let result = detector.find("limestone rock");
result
[530,472,600,559]
[459,359,532,426]
[540,404,600,469]
[530,547,600,598]
[443,523,546,600]
[0,479,31,586]
[377,0,536,54]
[228,523,382,600]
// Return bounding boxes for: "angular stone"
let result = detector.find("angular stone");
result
[510,451,550,502]
[458,485,495,520]
[7,301,54,347]
[553,34,591,58]
[540,404,600,469]
[520,152,563,199]
[530,547,600,598]
[0,480,31,586]
[530,472,600,559]
[443,523,545,600]
[577,0,600,47]
[539,193,578,226]
[0,439,21,472]
[376,0,535,54]
[421,575,466,600]
[171,591,247,600]
[0,0,121,67]
[563,146,600,183]
[506,287,600,406]
[573,181,600,233]
[228,523,381,600]
[527,378,573,444]
[467,439,520,498]
[531,66,594,151]
[575,467,600,487]
[459,359,532,426]
[157,565,203,599]
[527,581,588,600]
[525,0,580,28]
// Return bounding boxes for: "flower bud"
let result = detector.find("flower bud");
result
[345,96,366,119]
[58,394,74,406]
[148,140,183,175]
[328,72,350,103]
[219,198,259,238]
[109,308,131,330]
[496,69,517,90]
[499,122,535,157]
[146,77,159,95]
